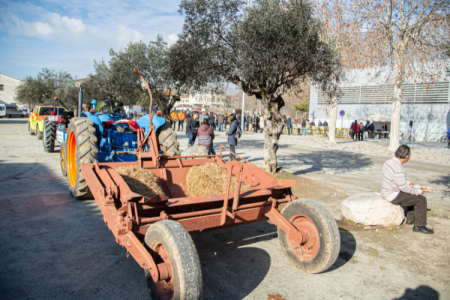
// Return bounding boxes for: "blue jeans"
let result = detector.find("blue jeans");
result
[208,147,216,155]
[187,132,196,146]
[218,123,223,132]
[302,129,306,136]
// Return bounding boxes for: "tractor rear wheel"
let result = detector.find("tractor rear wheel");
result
[28,122,35,135]
[66,117,98,199]
[158,122,181,157]
[144,220,202,300]
[43,119,56,153]
[278,198,340,274]
[60,142,67,177]
[37,122,43,140]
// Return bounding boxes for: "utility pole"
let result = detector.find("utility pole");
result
[241,0,250,127]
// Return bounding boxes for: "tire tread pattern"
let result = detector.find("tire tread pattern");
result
[145,220,202,300]
[158,123,181,157]
[67,117,98,199]
[43,118,56,152]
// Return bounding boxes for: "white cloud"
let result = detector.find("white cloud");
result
[167,33,178,45]
[1,9,145,49]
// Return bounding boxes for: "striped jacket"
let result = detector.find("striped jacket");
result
[381,157,422,201]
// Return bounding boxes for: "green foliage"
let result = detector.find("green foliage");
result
[293,102,309,113]
[15,68,78,109]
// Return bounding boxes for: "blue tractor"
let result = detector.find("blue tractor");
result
[55,99,180,199]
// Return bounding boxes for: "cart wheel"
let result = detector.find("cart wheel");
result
[278,199,340,274]
[144,220,202,300]
[60,142,67,177]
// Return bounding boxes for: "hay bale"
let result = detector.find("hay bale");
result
[186,162,251,196]
[115,166,164,198]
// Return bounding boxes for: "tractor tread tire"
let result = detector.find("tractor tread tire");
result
[145,220,202,300]
[67,117,98,199]
[28,122,35,135]
[158,122,181,157]
[43,118,56,153]
[278,198,340,274]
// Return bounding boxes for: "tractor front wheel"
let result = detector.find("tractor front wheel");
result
[278,198,340,274]
[158,122,181,157]
[28,122,35,135]
[37,122,43,140]
[60,142,67,177]
[66,117,98,199]
[43,119,56,152]
[144,220,202,300]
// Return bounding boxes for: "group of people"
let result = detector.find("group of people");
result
[244,114,264,133]
[185,111,241,160]
[284,117,328,135]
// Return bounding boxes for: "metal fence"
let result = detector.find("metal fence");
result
[318,81,449,104]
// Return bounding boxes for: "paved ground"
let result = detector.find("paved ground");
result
[1,119,449,300]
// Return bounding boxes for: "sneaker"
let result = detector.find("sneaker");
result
[412,226,434,234]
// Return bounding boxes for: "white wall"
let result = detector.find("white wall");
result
[309,84,450,142]
[0,74,24,105]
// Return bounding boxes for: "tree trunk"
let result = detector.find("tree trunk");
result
[388,74,403,152]
[262,95,286,173]
[328,96,338,144]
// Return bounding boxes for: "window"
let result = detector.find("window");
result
[0,84,4,91]
[208,98,212,102]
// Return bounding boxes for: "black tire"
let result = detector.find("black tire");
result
[60,141,67,177]
[66,117,98,199]
[278,198,340,274]
[43,119,56,153]
[28,122,35,135]
[158,122,181,157]
[144,220,202,300]
[37,122,43,139]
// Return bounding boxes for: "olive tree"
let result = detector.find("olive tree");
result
[178,0,339,172]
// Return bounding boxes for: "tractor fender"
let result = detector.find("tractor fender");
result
[137,114,166,135]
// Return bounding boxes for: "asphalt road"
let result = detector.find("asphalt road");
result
[1,119,449,300]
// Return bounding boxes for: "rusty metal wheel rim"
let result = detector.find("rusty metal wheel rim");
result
[287,214,320,260]
[151,241,174,300]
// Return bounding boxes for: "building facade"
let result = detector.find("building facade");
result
[309,71,450,142]
[0,73,24,105]
[174,91,230,111]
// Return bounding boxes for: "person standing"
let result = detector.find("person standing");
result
[224,114,229,130]
[383,122,388,138]
[225,114,239,161]
[209,112,216,131]
[352,120,359,141]
[323,120,328,127]
[369,122,375,139]
[178,110,186,131]
[171,110,178,131]
[186,112,200,146]
[359,122,365,141]
[302,119,306,135]
[197,115,216,155]
[286,116,293,135]
[217,113,224,132]
[253,114,259,132]
[318,120,323,126]
[247,114,252,131]
[259,115,264,133]
[447,125,450,148]
[381,145,433,234]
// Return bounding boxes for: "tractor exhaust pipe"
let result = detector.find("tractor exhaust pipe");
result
[78,85,83,117]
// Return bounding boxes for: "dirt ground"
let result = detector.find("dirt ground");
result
[1,119,449,300]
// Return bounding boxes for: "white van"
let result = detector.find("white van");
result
[2,104,26,118]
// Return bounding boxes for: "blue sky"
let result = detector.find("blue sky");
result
[0,0,185,80]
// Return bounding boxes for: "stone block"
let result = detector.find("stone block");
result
[341,193,404,226]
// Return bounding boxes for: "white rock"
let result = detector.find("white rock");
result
[341,193,404,226]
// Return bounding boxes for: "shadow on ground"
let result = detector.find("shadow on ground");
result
[193,221,275,299]
[0,119,28,125]
[324,228,357,273]
[394,285,439,300]
[430,174,450,189]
